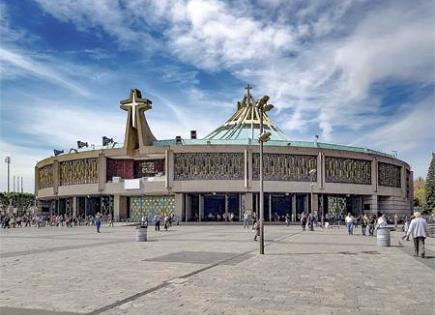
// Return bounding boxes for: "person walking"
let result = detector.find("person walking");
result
[402,217,410,238]
[361,214,368,236]
[300,213,307,231]
[164,214,169,231]
[243,211,249,229]
[308,214,314,231]
[345,213,354,235]
[154,214,161,231]
[95,213,101,233]
[253,219,260,241]
[108,212,114,227]
[406,212,429,258]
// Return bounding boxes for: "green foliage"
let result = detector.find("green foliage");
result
[0,192,35,211]
[414,177,426,207]
[425,153,435,209]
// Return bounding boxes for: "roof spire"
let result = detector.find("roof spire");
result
[245,84,253,98]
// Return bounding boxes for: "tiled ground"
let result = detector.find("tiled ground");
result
[0,224,434,315]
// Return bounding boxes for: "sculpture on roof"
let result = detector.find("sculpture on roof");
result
[120,88,156,153]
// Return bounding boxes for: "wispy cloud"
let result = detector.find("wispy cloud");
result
[0,48,92,96]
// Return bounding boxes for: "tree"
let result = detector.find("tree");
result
[414,177,426,207]
[425,153,435,210]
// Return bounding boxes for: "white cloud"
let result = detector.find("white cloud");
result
[0,48,91,96]
[354,98,435,153]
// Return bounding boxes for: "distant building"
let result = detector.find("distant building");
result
[35,88,413,221]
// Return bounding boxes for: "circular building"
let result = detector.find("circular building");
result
[35,88,413,222]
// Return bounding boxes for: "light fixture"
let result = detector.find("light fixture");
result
[257,95,270,108]
[258,131,271,143]
[102,136,114,146]
[262,104,274,112]
[77,141,88,149]
[53,149,64,156]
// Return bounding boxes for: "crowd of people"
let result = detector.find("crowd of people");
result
[0,212,113,230]
[141,212,179,231]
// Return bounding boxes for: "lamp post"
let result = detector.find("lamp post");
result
[4,156,10,193]
[309,169,317,215]
[257,95,273,255]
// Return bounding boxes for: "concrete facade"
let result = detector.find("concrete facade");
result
[35,89,413,221]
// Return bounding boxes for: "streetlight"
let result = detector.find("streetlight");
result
[257,95,273,255]
[4,156,10,193]
[309,168,316,209]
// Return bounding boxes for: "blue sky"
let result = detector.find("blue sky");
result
[0,0,434,192]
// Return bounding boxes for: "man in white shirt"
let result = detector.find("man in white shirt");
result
[345,213,354,235]
[406,212,429,258]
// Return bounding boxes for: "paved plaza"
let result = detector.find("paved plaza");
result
[0,224,434,315]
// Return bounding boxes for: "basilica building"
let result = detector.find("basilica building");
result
[35,88,413,222]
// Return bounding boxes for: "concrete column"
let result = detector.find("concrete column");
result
[239,194,242,221]
[224,194,229,219]
[255,193,259,219]
[184,194,192,222]
[317,152,322,189]
[53,160,59,196]
[372,194,378,215]
[292,194,297,221]
[268,194,272,222]
[304,194,309,213]
[98,153,106,192]
[72,196,77,218]
[114,195,128,221]
[248,150,253,183]
[168,149,174,189]
[372,158,377,193]
[401,166,406,198]
[174,193,183,219]
[244,149,248,188]
[199,194,204,222]
[165,149,170,189]
[245,192,253,214]
[311,194,319,213]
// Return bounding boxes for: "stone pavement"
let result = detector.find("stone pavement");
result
[0,224,434,315]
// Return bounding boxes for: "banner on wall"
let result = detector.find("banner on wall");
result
[124,179,141,190]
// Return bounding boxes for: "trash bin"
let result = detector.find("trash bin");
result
[136,225,147,242]
[376,227,390,247]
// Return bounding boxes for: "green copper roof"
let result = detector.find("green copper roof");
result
[152,139,393,158]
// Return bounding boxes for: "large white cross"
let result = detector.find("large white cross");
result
[120,89,150,129]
